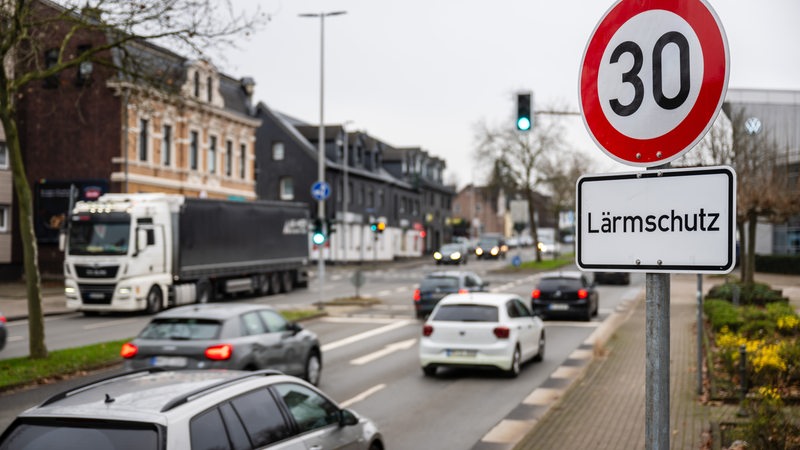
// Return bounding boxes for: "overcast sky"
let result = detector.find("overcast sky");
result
[220,0,800,189]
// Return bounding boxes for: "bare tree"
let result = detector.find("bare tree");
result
[539,149,594,249]
[473,112,568,262]
[1,0,266,358]
[680,107,800,286]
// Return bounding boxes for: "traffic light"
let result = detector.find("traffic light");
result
[516,93,532,131]
[370,221,386,233]
[376,221,385,233]
[326,219,336,235]
[311,218,326,245]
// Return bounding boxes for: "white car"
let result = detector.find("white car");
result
[419,293,545,377]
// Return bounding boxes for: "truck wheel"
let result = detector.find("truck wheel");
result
[281,271,293,293]
[145,286,163,314]
[268,273,281,295]
[197,281,212,304]
[257,274,270,296]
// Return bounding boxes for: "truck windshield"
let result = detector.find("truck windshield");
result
[68,214,131,256]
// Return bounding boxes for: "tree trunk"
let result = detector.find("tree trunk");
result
[1,104,48,359]
[526,188,541,262]
[744,212,757,287]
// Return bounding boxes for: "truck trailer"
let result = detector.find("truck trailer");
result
[62,193,309,314]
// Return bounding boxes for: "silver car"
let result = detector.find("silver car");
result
[0,369,384,450]
[122,303,322,385]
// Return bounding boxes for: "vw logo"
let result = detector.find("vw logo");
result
[744,117,762,135]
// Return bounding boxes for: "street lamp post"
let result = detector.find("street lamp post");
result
[299,10,346,309]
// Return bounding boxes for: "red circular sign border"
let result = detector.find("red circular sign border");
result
[580,0,729,166]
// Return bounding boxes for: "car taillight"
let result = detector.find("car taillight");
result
[413,289,421,302]
[0,315,6,324]
[578,289,589,299]
[493,326,510,339]
[120,342,138,359]
[458,289,468,294]
[532,289,541,299]
[422,325,433,337]
[205,344,233,361]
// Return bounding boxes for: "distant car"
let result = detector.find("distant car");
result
[0,369,384,450]
[474,234,508,260]
[121,303,322,385]
[531,271,599,321]
[419,292,545,377]
[433,243,469,265]
[594,271,631,285]
[413,271,489,319]
[0,311,6,351]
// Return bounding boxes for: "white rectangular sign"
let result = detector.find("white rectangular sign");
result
[576,166,736,274]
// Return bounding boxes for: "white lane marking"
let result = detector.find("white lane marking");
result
[376,290,392,297]
[82,318,141,330]
[394,287,408,293]
[9,335,24,343]
[339,384,386,409]
[321,320,412,352]
[320,317,398,324]
[482,419,537,444]
[350,338,417,366]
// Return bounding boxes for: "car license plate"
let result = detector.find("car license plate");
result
[150,356,188,367]
[549,304,569,311]
[446,349,477,357]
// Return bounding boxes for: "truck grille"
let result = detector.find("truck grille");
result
[78,284,116,304]
[75,265,119,279]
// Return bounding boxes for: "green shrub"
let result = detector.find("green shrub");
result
[704,298,743,332]
[756,254,800,275]
[706,281,786,306]
[739,319,776,339]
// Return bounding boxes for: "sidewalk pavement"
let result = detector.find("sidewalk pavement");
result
[508,272,800,450]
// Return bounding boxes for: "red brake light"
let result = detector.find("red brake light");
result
[0,315,6,324]
[413,289,421,302]
[457,289,468,294]
[120,342,138,359]
[422,325,433,337]
[532,289,541,299]
[493,326,510,339]
[205,344,233,360]
[578,289,589,299]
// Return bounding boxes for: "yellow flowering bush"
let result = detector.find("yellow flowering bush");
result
[777,314,799,334]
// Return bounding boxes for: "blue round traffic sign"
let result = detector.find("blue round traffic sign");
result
[311,181,331,201]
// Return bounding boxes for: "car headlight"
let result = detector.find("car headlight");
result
[433,252,442,260]
[475,248,483,255]
[491,247,499,255]
[64,286,76,295]
[118,287,132,295]
[450,252,461,259]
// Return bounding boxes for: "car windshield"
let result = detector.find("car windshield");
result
[420,277,459,291]
[0,420,159,450]
[538,278,583,291]
[440,244,462,253]
[477,238,499,247]
[138,318,221,340]
[68,216,131,256]
[432,304,499,322]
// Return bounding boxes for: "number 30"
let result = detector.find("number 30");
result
[609,31,691,117]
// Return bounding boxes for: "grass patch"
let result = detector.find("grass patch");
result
[325,297,382,306]
[497,253,575,272]
[0,309,322,393]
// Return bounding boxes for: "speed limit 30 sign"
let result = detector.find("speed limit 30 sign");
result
[580,0,729,166]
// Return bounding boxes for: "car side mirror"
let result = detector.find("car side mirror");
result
[338,409,359,427]
[136,229,148,254]
[287,322,303,334]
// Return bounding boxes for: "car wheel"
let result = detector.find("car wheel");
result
[196,280,212,304]
[144,286,162,315]
[506,347,521,378]
[304,351,322,386]
[281,271,293,293]
[593,298,599,317]
[268,272,281,295]
[422,365,437,377]
[533,330,545,362]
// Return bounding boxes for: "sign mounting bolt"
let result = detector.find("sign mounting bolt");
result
[635,153,642,160]
[636,259,641,265]
[657,260,663,265]
[656,151,663,158]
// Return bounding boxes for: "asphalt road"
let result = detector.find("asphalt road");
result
[0,250,645,448]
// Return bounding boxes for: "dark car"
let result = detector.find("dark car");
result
[121,303,323,385]
[594,271,631,285]
[433,243,469,265]
[531,271,599,321]
[474,234,508,260]
[413,271,489,319]
[0,311,6,351]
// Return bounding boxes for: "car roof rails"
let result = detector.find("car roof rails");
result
[160,369,283,412]
[40,367,168,407]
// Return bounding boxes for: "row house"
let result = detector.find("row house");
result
[5,2,260,278]
[451,185,556,240]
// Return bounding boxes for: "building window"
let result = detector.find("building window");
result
[208,136,217,174]
[0,205,7,232]
[190,131,199,170]
[239,143,246,179]
[193,71,200,98]
[44,49,59,88]
[225,140,232,176]
[206,76,213,102]
[0,142,7,169]
[272,141,285,160]
[279,177,294,200]
[138,119,148,162]
[162,125,172,166]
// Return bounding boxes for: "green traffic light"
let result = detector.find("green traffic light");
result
[312,231,326,245]
[517,117,531,131]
